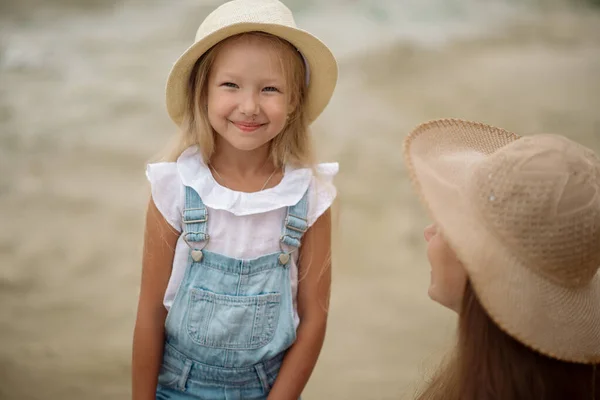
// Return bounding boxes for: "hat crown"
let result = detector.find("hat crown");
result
[471,134,600,287]
[195,0,296,42]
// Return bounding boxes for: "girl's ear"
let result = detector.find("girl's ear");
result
[286,104,294,119]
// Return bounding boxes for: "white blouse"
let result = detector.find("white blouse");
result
[146,146,338,327]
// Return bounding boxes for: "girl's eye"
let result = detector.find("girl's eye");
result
[263,86,280,93]
[221,82,238,88]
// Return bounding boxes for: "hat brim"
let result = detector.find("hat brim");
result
[165,22,338,126]
[404,119,600,364]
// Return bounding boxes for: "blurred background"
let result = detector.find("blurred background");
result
[1,0,599,399]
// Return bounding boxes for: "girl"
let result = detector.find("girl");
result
[132,1,338,399]
[403,119,600,399]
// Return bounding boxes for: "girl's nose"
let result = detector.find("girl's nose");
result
[239,92,260,117]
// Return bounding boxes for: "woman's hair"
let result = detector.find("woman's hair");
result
[417,280,599,400]
[164,31,313,167]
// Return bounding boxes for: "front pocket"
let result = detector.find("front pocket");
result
[186,288,281,350]
[157,363,181,389]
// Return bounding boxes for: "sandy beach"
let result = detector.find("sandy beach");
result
[1,1,599,399]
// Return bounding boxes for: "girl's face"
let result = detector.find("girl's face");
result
[423,224,467,312]
[207,35,292,154]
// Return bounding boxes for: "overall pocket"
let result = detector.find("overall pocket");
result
[186,288,281,350]
[156,363,181,389]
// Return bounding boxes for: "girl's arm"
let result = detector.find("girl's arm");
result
[267,208,332,400]
[132,197,179,400]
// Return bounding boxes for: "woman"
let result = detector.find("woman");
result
[403,119,600,399]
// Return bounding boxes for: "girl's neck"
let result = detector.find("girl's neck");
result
[209,140,275,179]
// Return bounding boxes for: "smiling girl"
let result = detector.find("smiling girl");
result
[131,1,339,399]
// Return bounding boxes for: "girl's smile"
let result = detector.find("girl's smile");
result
[230,120,265,133]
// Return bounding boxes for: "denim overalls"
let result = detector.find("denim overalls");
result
[156,186,308,400]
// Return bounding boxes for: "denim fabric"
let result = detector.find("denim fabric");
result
[157,186,309,399]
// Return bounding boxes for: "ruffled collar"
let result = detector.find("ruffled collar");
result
[176,146,314,216]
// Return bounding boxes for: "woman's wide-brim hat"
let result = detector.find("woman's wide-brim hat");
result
[165,0,338,126]
[404,118,600,364]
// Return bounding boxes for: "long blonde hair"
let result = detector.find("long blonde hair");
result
[164,31,313,168]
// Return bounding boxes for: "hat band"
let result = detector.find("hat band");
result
[296,48,310,86]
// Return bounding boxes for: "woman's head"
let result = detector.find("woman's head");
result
[180,32,310,167]
[405,119,600,363]
[404,119,600,398]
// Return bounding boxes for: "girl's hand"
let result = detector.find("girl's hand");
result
[267,208,333,400]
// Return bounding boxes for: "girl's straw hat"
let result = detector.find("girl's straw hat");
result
[404,119,600,364]
[165,0,338,126]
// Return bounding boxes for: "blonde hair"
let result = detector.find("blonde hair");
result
[164,31,313,168]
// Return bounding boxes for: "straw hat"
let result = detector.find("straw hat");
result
[403,119,600,364]
[165,0,338,126]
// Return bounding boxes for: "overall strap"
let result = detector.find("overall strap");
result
[280,188,310,251]
[182,186,209,245]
